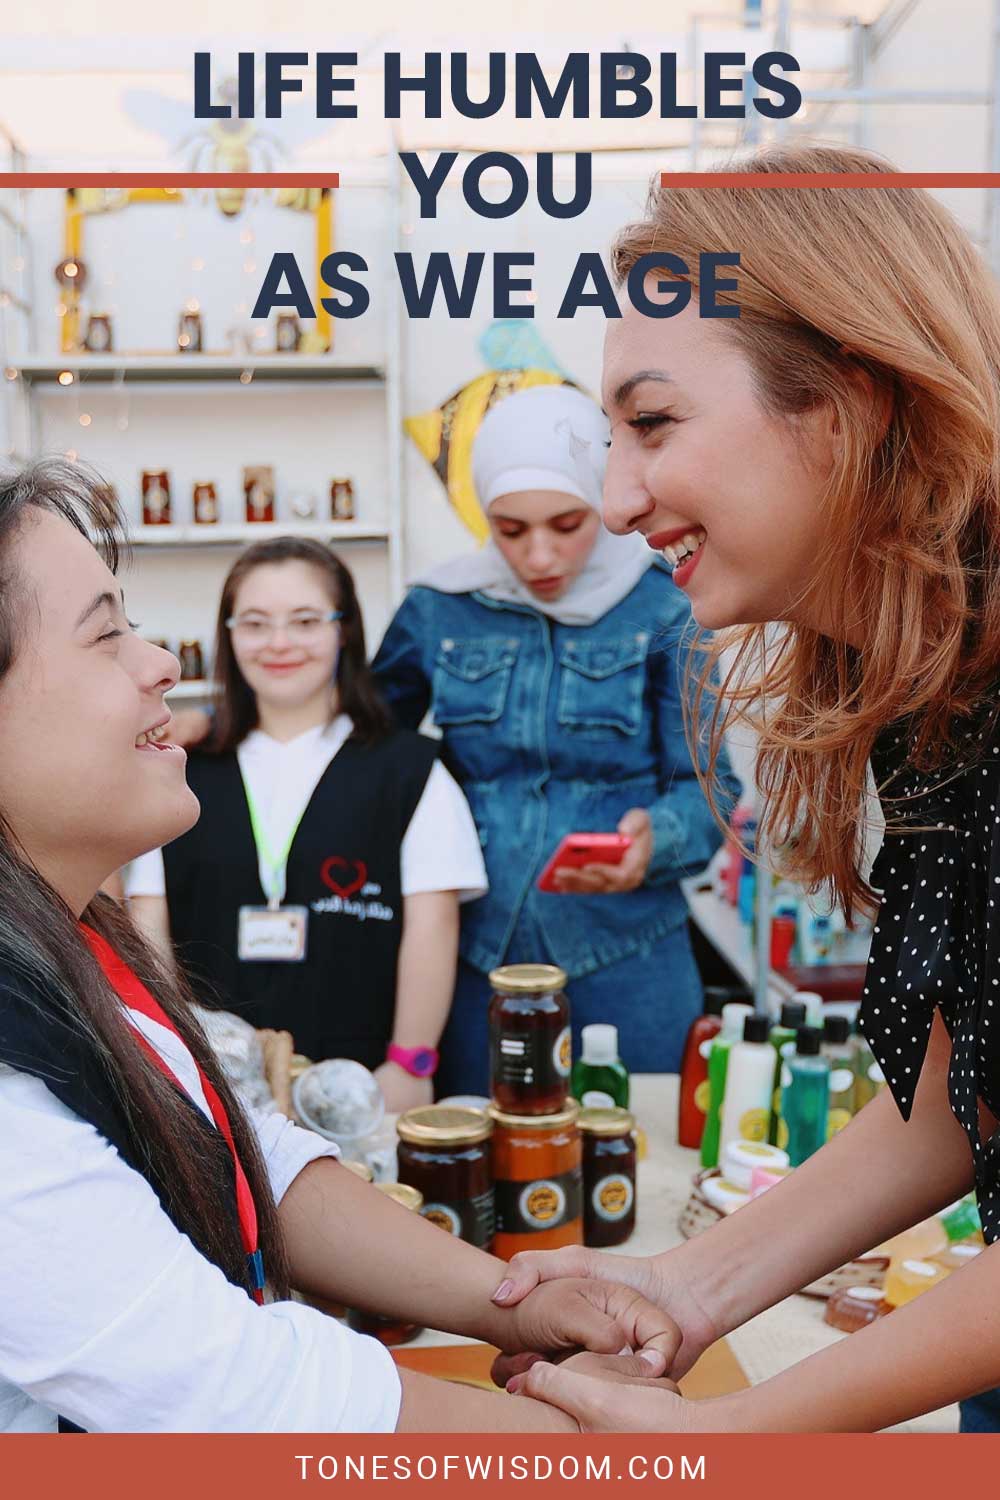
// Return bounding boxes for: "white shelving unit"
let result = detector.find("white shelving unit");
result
[1,170,407,661]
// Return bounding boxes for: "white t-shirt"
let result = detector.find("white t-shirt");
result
[125,715,488,904]
[0,999,402,1434]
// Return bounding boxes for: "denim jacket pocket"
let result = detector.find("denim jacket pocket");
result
[432,637,520,727]
[556,632,650,738]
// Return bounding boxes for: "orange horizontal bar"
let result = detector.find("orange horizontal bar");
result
[0,173,339,188]
[660,171,1000,187]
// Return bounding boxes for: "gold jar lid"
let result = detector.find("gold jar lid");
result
[489,962,568,995]
[578,1106,636,1137]
[488,1101,579,1131]
[341,1158,374,1182]
[397,1105,492,1146]
[377,1181,424,1212]
[288,1052,313,1081]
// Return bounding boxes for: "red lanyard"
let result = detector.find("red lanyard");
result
[80,924,265,1303]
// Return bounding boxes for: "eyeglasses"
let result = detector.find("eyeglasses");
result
[225,610,343,646]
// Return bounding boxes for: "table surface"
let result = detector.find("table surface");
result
[408,1073,958,1434]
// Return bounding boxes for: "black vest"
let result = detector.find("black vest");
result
[162,731,437,1067]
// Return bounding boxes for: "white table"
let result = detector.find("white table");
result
[409,1073,958,1432]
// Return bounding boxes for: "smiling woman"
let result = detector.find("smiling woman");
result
[0,457,694,1435]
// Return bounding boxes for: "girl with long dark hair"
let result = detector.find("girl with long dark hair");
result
[0,458,677,1433]
[127,536,487,1112]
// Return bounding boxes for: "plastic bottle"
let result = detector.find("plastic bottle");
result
[720,1014,775,1154]
[780,1026,830,1166]
[700,1002,754,1169]
[768,999,806,1145]
[571,1024,630,1110]
[882,1257,949,1307]
[676,994,725,1148]
[823,1015,856,1138]
[852,1034,886,1113]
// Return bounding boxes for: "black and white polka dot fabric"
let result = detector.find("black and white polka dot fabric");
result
[861,714,1000,1247]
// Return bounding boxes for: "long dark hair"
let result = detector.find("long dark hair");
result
[210,536,392,751]
[0,459,290,1298]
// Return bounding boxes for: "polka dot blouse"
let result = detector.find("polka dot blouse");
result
[861,715,1000,1247]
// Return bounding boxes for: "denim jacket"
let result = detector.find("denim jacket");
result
[372,560,741,977]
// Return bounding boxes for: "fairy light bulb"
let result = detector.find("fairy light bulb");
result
[57,370,74,386]
[79,413,91,427]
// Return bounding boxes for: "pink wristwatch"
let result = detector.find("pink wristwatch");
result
[386,1042,440,1078]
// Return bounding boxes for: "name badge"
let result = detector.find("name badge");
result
[238,905,309,962]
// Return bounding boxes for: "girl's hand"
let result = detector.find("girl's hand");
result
[510,1351,696,1433]
[374,1061,433,1112]
[553,809,653,895]
[491,1245,718,1385]
[496,1278,683,1369]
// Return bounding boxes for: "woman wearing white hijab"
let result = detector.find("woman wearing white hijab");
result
[373,386,740,1095]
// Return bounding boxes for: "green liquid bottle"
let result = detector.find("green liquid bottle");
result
[768,999,806,1145]
[700,1003,753,1169]
[780,1025,830,1167]
[571,1024,629,1110]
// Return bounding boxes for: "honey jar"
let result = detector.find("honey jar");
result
[396,1106,494,1249]
[346,1182,424,1346]
[579,1107,636,1248]
[488,963,571,1115]
[488,1102,582,1261]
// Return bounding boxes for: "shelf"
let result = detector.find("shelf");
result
[129,521,389,548]
[13,354,385,386]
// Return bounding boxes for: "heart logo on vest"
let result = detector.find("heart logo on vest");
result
[320,856,369,898]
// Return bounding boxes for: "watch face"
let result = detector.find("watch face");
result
[412,1049,435,1077]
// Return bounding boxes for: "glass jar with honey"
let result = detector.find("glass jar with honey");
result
[396,1106,494,1249]
[579,1107,636,1248]
[488,1102,582,1260]
[488,963,571,1115]
[346,1182,424,1346]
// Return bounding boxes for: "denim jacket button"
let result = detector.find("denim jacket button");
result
[441,638,454,651]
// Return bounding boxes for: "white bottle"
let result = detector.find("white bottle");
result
[719,1013,775,1154]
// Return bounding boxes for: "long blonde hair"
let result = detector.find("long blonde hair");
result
[612,144,1000,919]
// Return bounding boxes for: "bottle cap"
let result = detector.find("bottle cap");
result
[489,963,567,995]
[823,1015,850,1045]
[793,990,825,1024]
[795,1025,823,1057]
[703,987,739,1016]
[779,1000,807,1029]
[721,1002,754,1034]
[743,1014,770,1044]
[581,1023,619,1065]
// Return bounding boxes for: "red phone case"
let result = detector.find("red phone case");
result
[537,833,632,892]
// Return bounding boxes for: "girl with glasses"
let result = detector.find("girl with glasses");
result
[127,536,487,1111]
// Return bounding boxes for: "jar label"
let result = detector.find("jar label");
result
[492,1025,566,1097]
[420,1189,495,1249]
[494,1169,582,1235]
[591,1173,634,1223]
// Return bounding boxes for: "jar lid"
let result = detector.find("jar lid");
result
[578,1106,635,1137]
[341,1158,374,1182]
[488,1101,579,1130]
[376,1181,424,1212]
[489,962,568,995]
[397,1105,493,1146]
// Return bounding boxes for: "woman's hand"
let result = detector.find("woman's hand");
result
[509,1351,698,1433]
[497,1278,683,1370]
[374,1060,433,1112]
[165,707,213,749]
[554,809,654,895]
[491,1244,719,1384]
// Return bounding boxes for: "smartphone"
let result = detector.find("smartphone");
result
[537,832,632,892]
